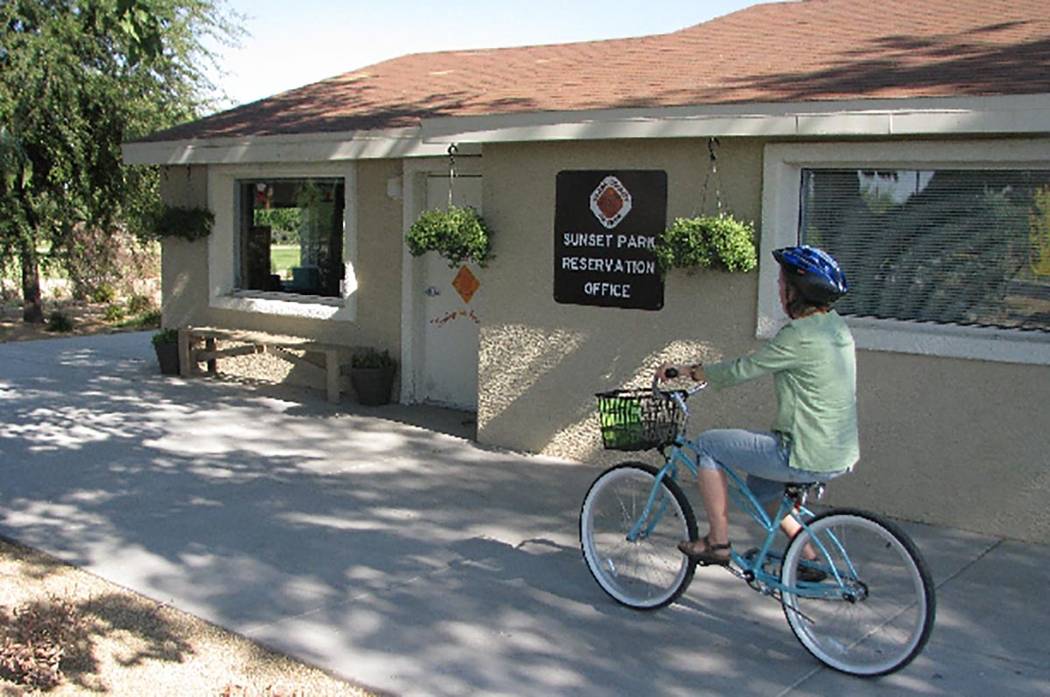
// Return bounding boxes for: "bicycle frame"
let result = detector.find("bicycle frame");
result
[631,430,852,600]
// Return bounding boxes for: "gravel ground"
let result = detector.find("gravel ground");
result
[0,537,376,697]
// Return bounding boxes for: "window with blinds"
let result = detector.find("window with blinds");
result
[799,169,1050,334]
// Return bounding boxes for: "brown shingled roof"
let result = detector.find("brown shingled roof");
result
[140,0,1050,143]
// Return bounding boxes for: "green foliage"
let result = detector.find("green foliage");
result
[103,303,126,321]
[150,205,215,241]
[127,293,155,315]
[151,328,179,346]
[1030,186,1050,277]
[0,0,242,319]
[45,311,74,332]
[254,207,302,245]
[351,348,397,370]
[406,206,492,267]
[124,308,161,329]
[655,215,758,274]
[91,283,119,304]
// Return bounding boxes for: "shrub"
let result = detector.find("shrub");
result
[103,303,127,322]
[46,311,74,333]
[0,597,86,689]
[406,205,492,267]
[91,283,118,304]
[127,294,155,315]
[655,214,758,274]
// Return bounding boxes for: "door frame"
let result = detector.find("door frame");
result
[399,154,483,405]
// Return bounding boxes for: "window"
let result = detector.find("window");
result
[800,168,1050,334]
[237,178,345,297]
[760,141,1050,365]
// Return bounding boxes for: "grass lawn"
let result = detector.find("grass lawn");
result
[270,245,300,279]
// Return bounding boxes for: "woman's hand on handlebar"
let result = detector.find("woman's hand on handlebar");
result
[656,363,680,382]
[656,363,706,383]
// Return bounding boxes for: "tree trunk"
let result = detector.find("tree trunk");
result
[20,242,44,324]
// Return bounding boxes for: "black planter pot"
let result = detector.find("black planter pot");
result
[154,341,180,375]
[350,366,395,406]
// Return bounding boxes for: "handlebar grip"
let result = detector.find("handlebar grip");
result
[664,367,679,379]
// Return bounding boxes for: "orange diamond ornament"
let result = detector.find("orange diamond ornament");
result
[452,265,480,304]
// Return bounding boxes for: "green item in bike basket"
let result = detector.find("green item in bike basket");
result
[598,395,645,449]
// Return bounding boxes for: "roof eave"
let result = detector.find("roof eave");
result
[122,93,1050,166]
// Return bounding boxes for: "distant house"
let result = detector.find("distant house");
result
[123,0,1050,543]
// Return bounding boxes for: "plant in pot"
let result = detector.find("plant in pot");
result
[654,214,758,274]
[150,205,215,242]
[152,328,180,375]
[405,205,493,267]
[348,348,397,406]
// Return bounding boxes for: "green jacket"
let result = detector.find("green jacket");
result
[704,311,859,473]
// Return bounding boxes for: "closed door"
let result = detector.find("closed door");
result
[417,175,483,410]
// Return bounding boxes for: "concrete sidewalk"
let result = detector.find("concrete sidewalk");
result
[1,332,1047,696]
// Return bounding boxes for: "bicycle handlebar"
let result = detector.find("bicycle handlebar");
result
[650,366,707,416]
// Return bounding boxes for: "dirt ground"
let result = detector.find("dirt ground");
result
[0,300,156,344]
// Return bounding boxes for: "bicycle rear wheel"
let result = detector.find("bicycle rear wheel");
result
[781,509,936,676]
[579,462,698,610]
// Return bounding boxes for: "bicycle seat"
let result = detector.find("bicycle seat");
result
[784,482,826,504]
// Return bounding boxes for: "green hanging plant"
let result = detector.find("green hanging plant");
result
[151,205,215,242]
[406,205,492,267]
[655,214,757,274]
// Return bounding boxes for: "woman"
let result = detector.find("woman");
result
[658,245,858,572]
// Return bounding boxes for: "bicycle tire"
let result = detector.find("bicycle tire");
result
[780,508,936,676]
[579,462,698,610]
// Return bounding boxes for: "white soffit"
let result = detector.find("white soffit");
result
[121,129,474,166]
[122,94,1050,165]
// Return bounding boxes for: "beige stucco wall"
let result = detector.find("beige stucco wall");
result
[158,159,405,393]
[477,138,1050,543]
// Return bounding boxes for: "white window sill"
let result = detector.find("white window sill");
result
[758,311,1050,365]
[211,291,354,321]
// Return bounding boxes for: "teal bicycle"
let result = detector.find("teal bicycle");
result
[579,373,935,676]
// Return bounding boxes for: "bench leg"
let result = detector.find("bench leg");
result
[324,349,340,403]
[205,337,218,375]
[178,329,193,377]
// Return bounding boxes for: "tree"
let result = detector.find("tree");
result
[0,0,240,322]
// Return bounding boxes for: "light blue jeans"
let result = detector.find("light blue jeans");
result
[694,429,849,504]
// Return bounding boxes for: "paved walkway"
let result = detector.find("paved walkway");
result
[1,333,1047,696]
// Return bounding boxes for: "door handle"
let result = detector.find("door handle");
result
[424,286,441,297]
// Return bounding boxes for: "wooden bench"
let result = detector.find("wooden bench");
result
[177,326,348,403]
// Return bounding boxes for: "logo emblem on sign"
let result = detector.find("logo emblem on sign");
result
[589,176,632,229]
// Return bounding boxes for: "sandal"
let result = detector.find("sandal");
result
[796,562,828,583]
[677,535,732,566]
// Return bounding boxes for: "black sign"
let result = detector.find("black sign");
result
[554,170,666,311]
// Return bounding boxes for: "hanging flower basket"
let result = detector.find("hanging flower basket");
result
[654,214,757,274]
[151,205,215,242]
[406,205,492,268]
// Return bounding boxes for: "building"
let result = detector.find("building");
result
[123,0,1050,542]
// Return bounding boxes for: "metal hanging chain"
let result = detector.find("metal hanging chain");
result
[447,143,458,209]
[699,137,724,217]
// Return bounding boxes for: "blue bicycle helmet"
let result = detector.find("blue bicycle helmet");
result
[772,245,848,305]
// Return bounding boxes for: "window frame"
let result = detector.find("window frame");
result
[208,162,358,321]
[760,139,1050,365]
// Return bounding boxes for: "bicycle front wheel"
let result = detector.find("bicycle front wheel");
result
[579,462,698,610]
[781,509,936,676]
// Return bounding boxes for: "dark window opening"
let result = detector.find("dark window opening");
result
[238,178,345,297]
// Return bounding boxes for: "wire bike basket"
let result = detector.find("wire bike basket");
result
[595,388,686,451]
